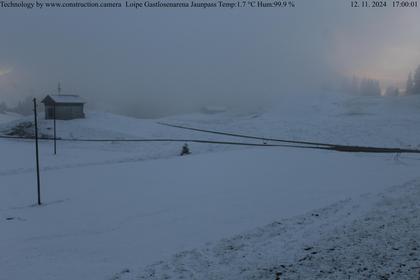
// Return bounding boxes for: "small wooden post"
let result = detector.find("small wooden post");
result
[33,98,41,205]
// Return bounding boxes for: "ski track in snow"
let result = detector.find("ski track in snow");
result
[131,180,420,280]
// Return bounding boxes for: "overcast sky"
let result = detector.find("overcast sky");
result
[1,0,420,117]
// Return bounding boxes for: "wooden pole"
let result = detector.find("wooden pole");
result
[33,98,41,205]
[54,103,56,155]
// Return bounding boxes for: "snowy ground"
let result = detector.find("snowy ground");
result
[133,180,420,280]
[1,92,420,280]
[0,112,21,124]
[164,92,420,148]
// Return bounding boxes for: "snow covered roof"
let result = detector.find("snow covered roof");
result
[42,95,85,104]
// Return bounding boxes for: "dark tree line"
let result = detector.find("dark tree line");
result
[0,96,35,115]
[342,76,382,96]
[406,65,420,95]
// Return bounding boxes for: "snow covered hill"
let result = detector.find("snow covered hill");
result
[163,92,420,148]
[1,91,420,280]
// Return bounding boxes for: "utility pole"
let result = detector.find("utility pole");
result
[54,103,57,155]
[33,98,41,205]
[54,82,60,154]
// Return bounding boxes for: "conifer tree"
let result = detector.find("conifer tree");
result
[406,72,414,95]
[412,66,420,94]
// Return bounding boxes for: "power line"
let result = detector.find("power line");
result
[0,134,323,149]
[1,133,420,153]
[157,122,420,154]
[1,121,420,154]
[157,122,334,147]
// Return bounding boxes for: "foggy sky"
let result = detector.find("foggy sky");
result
[1,0,420,117]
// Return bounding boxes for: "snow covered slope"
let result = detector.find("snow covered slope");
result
[1,148,420,280]
[163,92,420,148]
[133,180,420,280]
[1,91,420,280]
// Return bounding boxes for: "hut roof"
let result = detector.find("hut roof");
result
[42,95,85,104]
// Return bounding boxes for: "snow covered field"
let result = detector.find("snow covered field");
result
[1,92,420,280]
[135,180,420,280]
